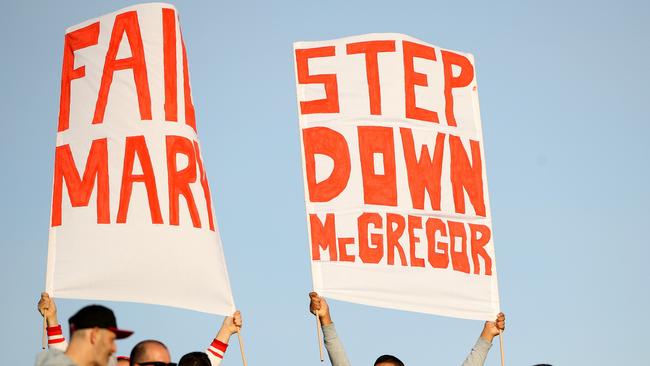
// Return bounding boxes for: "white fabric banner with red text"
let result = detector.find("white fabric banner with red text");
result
[294,33,499,320]
[46,3,235,315]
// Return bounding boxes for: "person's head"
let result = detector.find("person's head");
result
[178,352,210,366]
[129,340,174,366]
[67,305,133,366]
[374,354,405,366]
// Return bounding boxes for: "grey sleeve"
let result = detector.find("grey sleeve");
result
[460,337,492,366]
[322,323,352,366]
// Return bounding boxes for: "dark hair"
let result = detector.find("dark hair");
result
[130,340,169,366]
[375,354,405,366]
[178,352,210,366]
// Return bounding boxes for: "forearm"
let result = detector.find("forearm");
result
[45,314,59,328]
[46,325,68,351]
[206,338,229,366]
[318,311,333,326]
[322,323,351,366]
[215,327,235,344]
[460,336,492,366]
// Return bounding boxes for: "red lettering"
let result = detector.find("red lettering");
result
[449,136,486,217]
[386,213,407,266]
[346,40,396,115]
[448,220,470,273]
[338,237,355,262]
[117,136,162,224]
[358,126,397,206]
[469,224,492,275]
[58,22,99,132]
[193,142,215,231]
[162,8,178,122]
[180,31,196,131]
[51,139,109,226]
[303,127,351,202]
[441,50,474,127]
[295,46,339,114]
[403,41,438,123]
[166,136,201,228]
[425,218,449,269]
[400,128,445,210]
[358,212,383,263]
[93,11,152,124]
[407,215,425,267]
[309,213,337,261]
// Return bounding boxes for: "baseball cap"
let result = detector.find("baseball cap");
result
[68,305,133,339]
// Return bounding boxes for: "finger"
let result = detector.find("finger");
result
[310,297,322,309]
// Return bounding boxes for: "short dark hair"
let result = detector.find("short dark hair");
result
[130,340,169,366]
[375,354,405,366]
[178,352,210,366]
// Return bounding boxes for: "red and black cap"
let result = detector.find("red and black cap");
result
[68,305,133,339]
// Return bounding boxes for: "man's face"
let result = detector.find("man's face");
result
[134,342,172,366]
[94,328,117,366]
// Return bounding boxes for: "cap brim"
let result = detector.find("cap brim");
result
[108,327,133,339]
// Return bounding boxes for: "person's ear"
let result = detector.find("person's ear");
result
[89,327,100,345]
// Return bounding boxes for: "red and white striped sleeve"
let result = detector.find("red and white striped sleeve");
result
[206,338,228,366]
[47,325,68,351]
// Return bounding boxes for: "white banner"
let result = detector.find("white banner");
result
[46,3,235,315]
[294,33,499,320]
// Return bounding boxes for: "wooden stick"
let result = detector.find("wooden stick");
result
[236,330,247,366]
[41,317,47,349]
[499,329,505,366]
[316,310,324,362]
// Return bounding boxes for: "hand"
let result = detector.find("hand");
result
[480,312,505,343]
[38,292,59,327]
[309,292,332,325]
[224,310,242,334]
[216,310,242,343]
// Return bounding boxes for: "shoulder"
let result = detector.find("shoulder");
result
[35,349,77,366]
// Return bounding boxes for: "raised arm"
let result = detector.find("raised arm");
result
[206,311,242,366]
[309,292,351,366]
[461,312,506,366]
[37,292,67,351]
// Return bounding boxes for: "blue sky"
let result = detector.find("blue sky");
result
[1,0,648,365]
